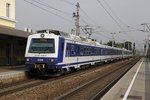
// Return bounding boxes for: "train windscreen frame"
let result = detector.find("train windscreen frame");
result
[29,38,55,53]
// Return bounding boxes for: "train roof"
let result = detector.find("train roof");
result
[36,29,71,38]
[35,29,132,52]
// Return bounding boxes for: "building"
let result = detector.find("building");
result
[0,0,16,27]
[0,0,33,66]
[0,25,31,66]
[0,0,32,66]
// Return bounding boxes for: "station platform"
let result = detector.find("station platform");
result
[0,65,28,85]
[0,65,26,72]
[101,57,150,100]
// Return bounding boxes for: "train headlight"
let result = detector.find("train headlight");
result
[51,59,54,62]
[26,58,31,62]
[49,59,54,63]
[26,58,30,62]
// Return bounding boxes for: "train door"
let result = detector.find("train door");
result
[66,44,70,65]
[58,37,65,63]
[70,44,77,64]
[68,43,78,68]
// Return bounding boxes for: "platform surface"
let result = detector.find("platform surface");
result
[0,65,26,73]
[101,57,150,100]
[0,65,28,85]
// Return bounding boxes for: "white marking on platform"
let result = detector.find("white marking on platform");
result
[122,59,144,100]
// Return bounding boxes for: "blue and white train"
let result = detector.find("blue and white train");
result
[25,30,132,76]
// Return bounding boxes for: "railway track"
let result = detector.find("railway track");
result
[0,65,103,97]
[57,58,140,100]
[0,59,124,97]
[0,79,47,97]
[0,58,140,100]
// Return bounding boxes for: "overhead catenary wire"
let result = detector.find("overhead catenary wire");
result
[29,0,92,29]
[60,0,76,6]
[61,0,115,37]
[35,0,72,15]
[61,0,115,39]
[80,18,90,25]
[80,26,112,40]
[101,0,144,44]
[94,31,112,39]
[26,0,90,33]
[97,0,137,43]
[97,0,124,31]
[102,0,141,32]
[80,8,100,26]
[97,0,141,44]
[25,0,140,46]
[60,0,101,27]
[102,0,129,28]
[61,0,142,48]
[58,0,140,44]
[24,0,74,24]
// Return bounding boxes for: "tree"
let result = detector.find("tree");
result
[105,41,124,48]
[106,41,114,46]
[125,41,132,50]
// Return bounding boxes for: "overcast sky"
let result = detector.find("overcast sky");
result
[16,0,150,51]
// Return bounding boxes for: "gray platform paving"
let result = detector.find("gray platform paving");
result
[101,58,149,100]
[0,65,28,85]
[145,58,150,100]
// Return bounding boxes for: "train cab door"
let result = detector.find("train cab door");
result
[58,37,65,63]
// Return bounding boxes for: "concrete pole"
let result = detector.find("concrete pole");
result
[73,2,80,36]
[76,2,80,36]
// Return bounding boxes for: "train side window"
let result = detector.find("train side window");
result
[106,49,108,55]
[93,48,95,55]
[80,46,83,55]
[92,48,95,55]
[100,49,101,55]
[86,47,88,55]
[76,45,78,56]
[83,47,86,55]
[66,45,70,57]
[96,48,99,55]
[99,49,101,55]
[89,47,92,55]
[71,45,75,56]
[109,49,111,55]
[101,49,103,55]
[103,49,105,55]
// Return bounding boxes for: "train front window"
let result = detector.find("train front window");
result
[29,39,55,53]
